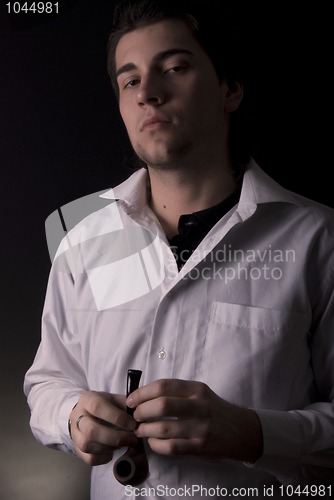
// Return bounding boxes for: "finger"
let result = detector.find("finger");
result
[134,419,202,439]
[74,433,120,455]
[127,379,201,409]
[80,391,137,431]
[72,415,138,454]
[147,437,202,456]
[83,453,115,466]
[74,442,115,466]
[133,396,208,422]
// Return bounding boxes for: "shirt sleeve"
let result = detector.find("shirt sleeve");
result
[24,262,88,456]
[249,276,334,485]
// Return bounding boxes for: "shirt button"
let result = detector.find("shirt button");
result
[157,347,167,360]
[166,291,174,299]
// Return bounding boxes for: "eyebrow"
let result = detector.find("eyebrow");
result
[116,48,194,79]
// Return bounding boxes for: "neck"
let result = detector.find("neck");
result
[148,157,237,240]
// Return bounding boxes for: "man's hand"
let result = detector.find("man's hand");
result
[69,391,138,466]
[127,379,263,464]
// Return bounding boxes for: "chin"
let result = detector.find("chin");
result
[136,145,171,168]
[136,139,193,169]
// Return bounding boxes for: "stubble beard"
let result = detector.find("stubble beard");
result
[134,136,201,173]
[133,109,227,174]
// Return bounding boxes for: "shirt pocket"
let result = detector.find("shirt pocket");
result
[201,302,309,409]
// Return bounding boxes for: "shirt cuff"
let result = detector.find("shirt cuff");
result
[58,394,83,455]
[246,409,302,476]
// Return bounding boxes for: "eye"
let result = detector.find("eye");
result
[166,66,186,74]
[124,79,140,89]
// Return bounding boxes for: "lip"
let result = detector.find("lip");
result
[141,115,172,132]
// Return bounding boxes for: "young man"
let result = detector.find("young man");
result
[25,0,334,498]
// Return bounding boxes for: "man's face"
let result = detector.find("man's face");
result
[115,19,233,170]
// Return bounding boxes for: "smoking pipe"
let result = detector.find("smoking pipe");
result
[113,369,149,486]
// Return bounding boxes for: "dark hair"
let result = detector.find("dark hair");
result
[107,0,252,180]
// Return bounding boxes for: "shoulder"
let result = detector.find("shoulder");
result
[245,161,334,234]
[45,189,120,264]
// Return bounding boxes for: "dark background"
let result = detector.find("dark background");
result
[0,1,332,498]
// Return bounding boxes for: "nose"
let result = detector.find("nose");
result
[137,74,165,107]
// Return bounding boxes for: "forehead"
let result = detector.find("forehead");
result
[115,19,203,70]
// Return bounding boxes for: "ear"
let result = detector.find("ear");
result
[224,81,244,113]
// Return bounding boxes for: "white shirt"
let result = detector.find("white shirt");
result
[24,160,334,498]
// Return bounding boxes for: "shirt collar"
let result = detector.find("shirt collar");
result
[99,159,302,218]
[236,159,302,221]
[99,168,149,213]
